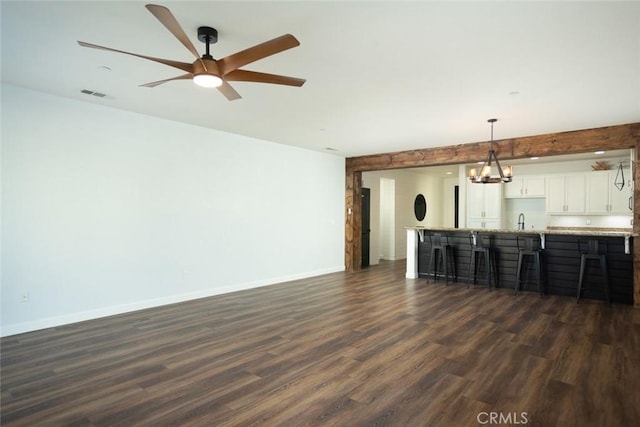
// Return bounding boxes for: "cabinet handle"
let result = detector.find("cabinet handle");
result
[629,197,633,211]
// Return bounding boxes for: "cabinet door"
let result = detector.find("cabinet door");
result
[467,218,485,228]
[565,174,586,213]
[609,169,632,213]
[504,177,524,198]
[483,184,503,219]
[524,176,546,197]
[586,172,609,214]
[546,176,567,213]
[482,219,502,229]
[504,176,545,198]
[467,185,485,218]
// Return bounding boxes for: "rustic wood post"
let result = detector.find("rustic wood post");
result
[345,164,361,271]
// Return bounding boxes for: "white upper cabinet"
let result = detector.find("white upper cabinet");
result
[504,176,546,198]
[586,169,632,214]
[546,173,586,214]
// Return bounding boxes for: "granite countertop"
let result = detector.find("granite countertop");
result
[403,226,636,237]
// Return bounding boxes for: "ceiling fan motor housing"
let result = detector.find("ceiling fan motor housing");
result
[198,26,218,44]
[193,58,220,76]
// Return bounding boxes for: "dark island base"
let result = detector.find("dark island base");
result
[417,231,634,304]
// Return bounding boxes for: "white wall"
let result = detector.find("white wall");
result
[1,84,345,336]
[379,178,396,261]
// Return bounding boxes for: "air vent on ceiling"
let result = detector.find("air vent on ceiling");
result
[81,89,107,98]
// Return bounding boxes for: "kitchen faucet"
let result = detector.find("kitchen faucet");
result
[518,213,525,230]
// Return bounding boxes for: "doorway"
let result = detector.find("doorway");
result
[361,187,371,267]
[454,185,459,228]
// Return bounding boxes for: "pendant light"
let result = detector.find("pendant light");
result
[468,118,513,184]
[614,162,625,191]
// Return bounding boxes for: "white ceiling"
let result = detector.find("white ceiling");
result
[2,1,639,158]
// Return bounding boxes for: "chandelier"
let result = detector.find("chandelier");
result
[468,118,513,184]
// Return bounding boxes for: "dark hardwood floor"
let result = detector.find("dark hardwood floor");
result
[2,260,639,426]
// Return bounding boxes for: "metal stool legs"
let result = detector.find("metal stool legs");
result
[428,233,456,284]
[468,247,497,290]
[514,251,543,297]
[429,245,456,284]
[577,251,610,304]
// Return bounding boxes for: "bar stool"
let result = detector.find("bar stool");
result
[577,240,611,304]
[468,232,498,290]
[428,232,456,284]
[514,235,544,297]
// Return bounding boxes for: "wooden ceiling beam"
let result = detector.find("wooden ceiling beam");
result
[346,122,640,172]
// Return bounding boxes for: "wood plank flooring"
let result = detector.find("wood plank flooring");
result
[2,260,639,426]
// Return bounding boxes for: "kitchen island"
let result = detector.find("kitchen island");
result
[405,227,635,304]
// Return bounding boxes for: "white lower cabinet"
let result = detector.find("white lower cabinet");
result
[467,218,502,229]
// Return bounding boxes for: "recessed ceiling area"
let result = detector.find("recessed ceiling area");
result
[1,1,639,157]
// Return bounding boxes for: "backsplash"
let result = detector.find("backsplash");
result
[505,198,633,229]
[547,215,633,229]
[504,198,547,230]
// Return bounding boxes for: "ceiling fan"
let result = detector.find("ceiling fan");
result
[78,4,305,100]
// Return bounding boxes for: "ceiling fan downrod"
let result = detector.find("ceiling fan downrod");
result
[197,26,218,59]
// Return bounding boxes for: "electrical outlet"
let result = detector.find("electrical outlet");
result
[21,292,29,303]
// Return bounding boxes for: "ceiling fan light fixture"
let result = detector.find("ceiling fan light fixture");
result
[193,73,223,88]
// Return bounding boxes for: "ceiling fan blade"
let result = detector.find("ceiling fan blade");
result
[145,4,201,60]
[225,70,305,87]
[140,73,193,88]
[78,41,194,73]
[219,34,300,75]
[217,81,242,101]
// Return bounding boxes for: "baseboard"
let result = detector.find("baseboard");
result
[0,265,345,337]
